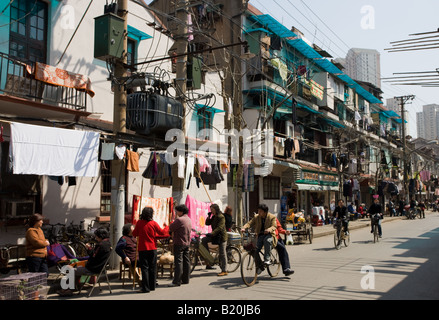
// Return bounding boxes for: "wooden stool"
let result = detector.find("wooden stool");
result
[119,261,140,287]
[157,261,174,278]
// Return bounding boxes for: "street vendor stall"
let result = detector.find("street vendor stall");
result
[284,210,313,244]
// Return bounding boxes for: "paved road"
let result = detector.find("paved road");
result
[49,211,439,301]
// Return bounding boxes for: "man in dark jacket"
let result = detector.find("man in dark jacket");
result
[333,200,349,235]
[203,204,228,276]
[368,198,383,237]
[169,204,192,286]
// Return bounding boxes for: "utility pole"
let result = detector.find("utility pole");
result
[172,0,189,205]
[396,95,415,201]
[110,0,128,269]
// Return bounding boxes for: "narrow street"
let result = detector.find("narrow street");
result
[49,211,439,301]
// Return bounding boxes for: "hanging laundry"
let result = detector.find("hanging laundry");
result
[126,150,139,172]
[242,163,255,192]
[132,195,173,228]
[177,154,185,179]
[200,161,223,185]
[196,154,211,173]
[100,142,115,161]
[219,159,230,175]
[185,194,212,236]
[115,144,126,160]
[142,152,172,186]
[284,138,293,158]
[185,154,195,189]
[10,122,100,177]
[271,58,288,81]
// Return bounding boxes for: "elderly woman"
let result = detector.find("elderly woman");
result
[25,214,50,276]
[133,207,169,293]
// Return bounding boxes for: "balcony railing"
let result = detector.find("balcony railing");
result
[0,52,87,111]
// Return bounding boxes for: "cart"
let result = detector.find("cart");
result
[285,221,313,244]
[0,245,27,274]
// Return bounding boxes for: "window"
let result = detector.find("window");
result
[100,161,112,214]
[9,0,47,63]
[263,176,280,199]
[127,38,137,70]
[197,108,212,140]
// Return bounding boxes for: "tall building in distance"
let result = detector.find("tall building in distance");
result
[417,104,439,140]
[345,48,381,89]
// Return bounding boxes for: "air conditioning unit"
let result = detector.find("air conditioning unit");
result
[5,200,35,217]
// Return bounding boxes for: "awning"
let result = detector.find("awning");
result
[128,25,152,41]
[295,183,338,191]
[322,118,345,128]
[195,104,225,114]
[243,88,321,114]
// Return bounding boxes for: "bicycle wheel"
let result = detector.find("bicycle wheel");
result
[70,241,88,258]
[267,249,281,277]
[226,246,241,273]
[189,248,199,273]
[334,230,341,250]
[343,231,350,247]
[65,243,76,257]
[373,224,379,243]
[240,252,257,287]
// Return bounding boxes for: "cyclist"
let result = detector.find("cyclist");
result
[241,204,277,265]
[332,200,349,235]
[368,198,383,237]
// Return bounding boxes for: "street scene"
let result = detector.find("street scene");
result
[46,210,439,301]
[1,0,439,305]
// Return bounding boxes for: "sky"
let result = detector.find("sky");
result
[249,0,439,138]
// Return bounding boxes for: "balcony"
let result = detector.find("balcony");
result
[0,53,91,118]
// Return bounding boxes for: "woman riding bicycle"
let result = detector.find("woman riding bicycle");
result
[241,204,277,265]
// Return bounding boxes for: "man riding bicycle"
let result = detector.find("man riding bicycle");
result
[241,204,277,265]
[332,200,349,235]
[368,198,383,237]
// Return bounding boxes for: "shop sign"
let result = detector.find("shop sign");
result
[310,79,324,100]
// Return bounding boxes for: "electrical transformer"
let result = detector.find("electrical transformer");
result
[127,92,183,136]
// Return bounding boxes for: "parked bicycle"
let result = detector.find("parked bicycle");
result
[333,218,350,250]
[189,229,241,274]
[240,231,281,287]
[42,222,89,258]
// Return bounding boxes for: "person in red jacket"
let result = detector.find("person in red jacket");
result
[133,207,170,293]
[275,218,294,276]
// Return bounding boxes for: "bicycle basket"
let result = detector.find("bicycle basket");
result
[333,219,341,229]
[242,233,256,251]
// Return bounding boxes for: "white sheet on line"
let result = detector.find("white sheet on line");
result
[10,122,100,177]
